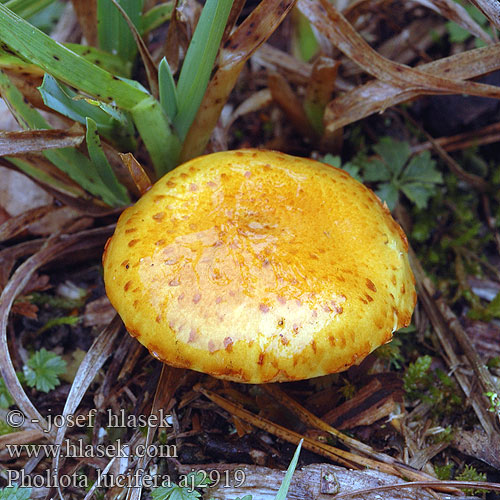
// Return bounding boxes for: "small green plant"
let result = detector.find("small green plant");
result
[445,3,490,48]
[152,472,211,500]
[434,463,453,480]
[455,465,487,495]
[322,154,362,182]
[485,391,500,414]
[0,376,14,408]
[357,137,443,210]
[322,138,443,210]
[23,348,67,392]
[403,355,462,415]
[0,486,31,500]
[374,336,405,369]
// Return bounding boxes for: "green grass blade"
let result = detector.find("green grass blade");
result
[0,4,149,109]
[274,440,302,500]
[39,74,136,150]
[97,0,144,63]
[85,117,130,206]
[4,0,55,19]
[65,43,131,77]
[7,156,87,198]
[174,0,233,140]
[141,1,173,34]
[0,69,123,204]
[159,57,177,121]
[131,97,181,177]
[0,68,47,129]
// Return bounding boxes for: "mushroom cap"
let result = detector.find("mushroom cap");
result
[103,149,416,383]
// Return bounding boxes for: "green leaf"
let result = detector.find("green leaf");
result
[362,158,392,182]
[175,0,233,140]
[375,182,399,210]
[274,440,302,500]
[4,0,57,19]
[23,348,67,393]
[400,182,435,209]
[0,69,116,201]
[0,485,31,500]
[402,150,443,184]
[86,117,131,206]
[0,4,149,109]
[39,74,135,149]
[373,137,411,176]
[25,0,64,34]
[485,292,500,319]
[159,57,178,121]
[141,2,174,34]
[97,0,144,63]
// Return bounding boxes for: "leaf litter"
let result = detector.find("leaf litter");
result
[1,1,500,499]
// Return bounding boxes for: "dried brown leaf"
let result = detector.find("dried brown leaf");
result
[70,0,98,46]
[469,0,500,30]
[225,89,273,131]
[324,42,500,133]
[163,0,200,73]
[119,152,152,195]
[298,0,500,98]
[253,43,313,86]
[180,0,298,161]
[416,0,492,44]
[268,71,314,138]
[0,129,84,156]
[0,204,54,242]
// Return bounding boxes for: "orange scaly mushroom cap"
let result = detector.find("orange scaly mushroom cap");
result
[103,149,416,383]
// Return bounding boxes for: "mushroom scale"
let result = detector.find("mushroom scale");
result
[103,149,416,383]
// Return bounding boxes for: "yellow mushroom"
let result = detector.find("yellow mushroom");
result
[103,149,416,383]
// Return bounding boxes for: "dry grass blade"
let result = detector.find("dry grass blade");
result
[0,227,112,440]
[51,314,123,498]
[263,386,403,466]
[324,42,500,133]
[119,152,153,195]
[221,0,246,45]
[70,0,98,46]
[0,128,84,155]
[332,479,500,499]
[399,108,489,192]
[224,89,273,132]
[180,0,298,161]
[416,0,492,44]
[412,121,500,154]
[298,0,500,98]
[127,365,185,500]
[196,385,459,490]
[0,239,44,290]
[268,71,314,139]
[0,429,45,448]
[110,0,159,99]
[252,43,313,86]
[0,204,53,242]
[470,0,500,30]
[407,246,500,436]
